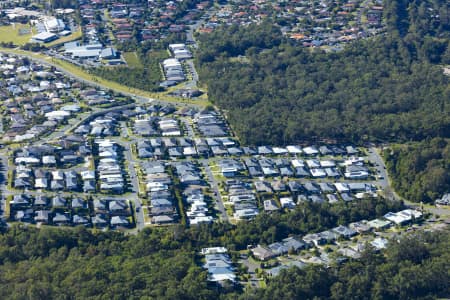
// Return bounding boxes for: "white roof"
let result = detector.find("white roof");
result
[208,273,236,282]
[286,145,303,154]
[35,178,48,188]
[272,147,288,154]
[42,155,56,164]
[306,159,321,168]
[280,197,295,207]
[371,237,388,250]
[384,212,409,225]
[96,139,115,147]
[291,159,305,168]
[169,43,187,50]
[70,49,101,58]
[14,134,36,142]
[81,170,95,180]
[32,32,58,41]
[15,157,40,164]
[44,18,65,31]
[310,168,326,177]
[401,209,422,219]
[303,146,319,155]
[334,182,350,192]
[51,170,64,180]
[190,216,214,225]
[45,110,70,118]
[163,58,181,67]
[183,147,197,155]
[320,160,336,167]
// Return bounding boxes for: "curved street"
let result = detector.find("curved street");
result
[0,49,204,110]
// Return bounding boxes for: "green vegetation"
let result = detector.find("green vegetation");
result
[242,230,450,300]
[89,50,168,92]
[0,226,217,299]
[384,138,450,203]
[123,52,141,68]
[0,204,448,299]
[196,0,450,145]
[187,197,403,250]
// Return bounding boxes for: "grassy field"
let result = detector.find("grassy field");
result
[123,52,141,68]
[0,23,36,45]
[0,24,81,47]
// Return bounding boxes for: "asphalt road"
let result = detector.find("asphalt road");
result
[180,118,195,138]
[0,152,8,219]
[367,147,400,201]
[117,122,145,230]
[200,159,229,222]
[0,50,204,111]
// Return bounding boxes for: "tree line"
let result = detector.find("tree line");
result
[241,230,450,300]
[0,199,448,299]
[195,0,450,146]
[384,138,450,203]
[0,196,402,299]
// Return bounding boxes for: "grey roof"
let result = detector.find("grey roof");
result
[52,195,67,207]
[53,213,70,223]
[268,242,289,255]
[251,245,275,260]
[35,210,50,222]
[93,199,107,211]
[110,215,129,226]
[34,195,49,206]
[319,230,337,241]
[205,253,232,263]
[282,236,307,251]
[73,214,89,224]
[288,181,303,192]
[151,198,173,207]
[332,225,357,238]
[109,200,128,211]
[71,197,86,208]
[100,47,117,59]
[152,215,174,223]
[92,214,108,225]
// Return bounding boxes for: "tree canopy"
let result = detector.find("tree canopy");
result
[384,138,450,203]
[0,196,402,299]
[242,230,450,300]
[195,0,450,145]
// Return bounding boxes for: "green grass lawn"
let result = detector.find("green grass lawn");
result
[0,24,81,47]
[123,52,141,68]
[0,24,36,45]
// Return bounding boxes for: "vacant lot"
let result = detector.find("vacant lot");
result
[123,52,141,68]
[0,24,36,45]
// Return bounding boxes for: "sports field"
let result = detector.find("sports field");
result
[0,23,36,45]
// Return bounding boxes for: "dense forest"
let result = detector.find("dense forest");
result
[0,197,404,299]
[0,226,217,299]
[0,217,448,299]
[243,230,450,300]
[196,0,450,145]
[384,138,450,203]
